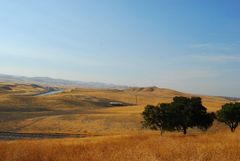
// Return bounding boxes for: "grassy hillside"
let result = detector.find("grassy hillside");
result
[0,82,46,95]
[0,83,230,135]
[0,83,237,161]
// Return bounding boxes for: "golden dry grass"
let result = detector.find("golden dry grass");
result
[0,83,238,161]
[0,130,240,161]
[0,82,45,95]
[0,84,230,135]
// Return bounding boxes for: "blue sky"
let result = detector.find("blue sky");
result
[0,0,240,96]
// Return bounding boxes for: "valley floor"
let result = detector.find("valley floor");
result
[0,85,229,135]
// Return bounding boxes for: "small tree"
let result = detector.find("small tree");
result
[142,104,171,134]
[142,96,214,135]
[217,102,240,132]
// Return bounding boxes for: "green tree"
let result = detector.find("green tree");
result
[142,104,171,134]
[169,97,214,134]
[142,97,214,135]
[217,102,240,132]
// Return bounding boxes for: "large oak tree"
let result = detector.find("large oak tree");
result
[142,97,214,135]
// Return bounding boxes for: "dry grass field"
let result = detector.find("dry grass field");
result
[0,130,240,161]
[0,82,237,161]
[0,83,229,134]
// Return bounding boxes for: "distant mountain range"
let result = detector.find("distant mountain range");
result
[219,96,240,102]
[0,74,128,89]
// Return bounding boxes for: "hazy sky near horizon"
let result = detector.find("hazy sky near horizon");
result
[0,0,240,96]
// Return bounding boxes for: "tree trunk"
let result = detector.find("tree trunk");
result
[183,127,187,135]
[231,127,235,132]
[229,122,238,132]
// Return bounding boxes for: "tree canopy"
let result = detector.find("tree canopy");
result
[217,102,240,132]
[142,96,214,135]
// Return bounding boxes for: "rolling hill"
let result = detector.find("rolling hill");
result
[0,82,230,135]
